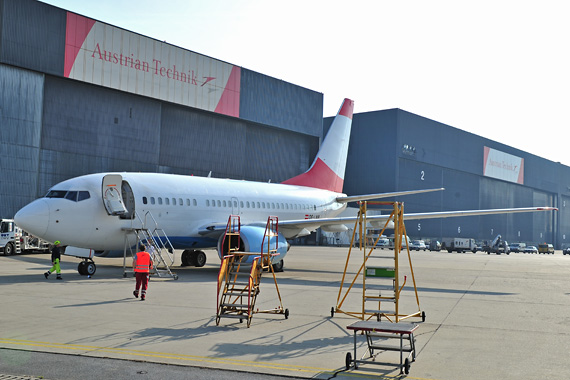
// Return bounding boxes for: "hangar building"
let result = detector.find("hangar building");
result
[1,0,566,248]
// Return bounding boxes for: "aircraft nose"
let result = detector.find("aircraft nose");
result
[14,199,50,237]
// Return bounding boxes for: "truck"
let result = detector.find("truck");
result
[0,219,51,255]
[441,238,477,253]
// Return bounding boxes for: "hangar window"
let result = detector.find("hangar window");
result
[150,197,155,205]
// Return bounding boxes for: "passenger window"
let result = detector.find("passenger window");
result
[206,200,210,207]
[179,198,183,206]
[142,197,148,205]
[217,200,221,207]
[65,191,78,201]
[257,202,260,208]
[151,197,155,205]
[172,198,176,205]
[193,199,197,206]
[246,201,250,208]
[158,197,163,205]
[240,201,244,208]
[165,198,170,205]
[223,200,227,207]
[272,202,275,209]
[252,202,255,209]
[262,202,266,209]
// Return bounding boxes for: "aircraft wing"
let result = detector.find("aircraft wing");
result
[278,207,558,239]
[336,188,445,203]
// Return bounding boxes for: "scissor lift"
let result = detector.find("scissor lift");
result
[332,201,425,323]
[216,215,289,327]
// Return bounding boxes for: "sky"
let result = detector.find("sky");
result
[41,0,570,165]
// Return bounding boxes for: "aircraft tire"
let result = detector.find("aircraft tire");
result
[85,262,96,276]
[78,261,87,275]
[272,259,284,272]
[194,251,206,267]
[181,250,192,266]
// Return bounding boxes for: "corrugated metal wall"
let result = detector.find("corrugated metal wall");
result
[0,0,65,76]
[342,108,558,246]
[0,64,44,218]
[239,68,323,137]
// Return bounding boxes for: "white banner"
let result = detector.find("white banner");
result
[483,146,524,184]
[64,12,240,117]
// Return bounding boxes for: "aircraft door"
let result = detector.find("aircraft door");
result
[102,174,128,216]
[120,181,135,219]
[231,197,240,215]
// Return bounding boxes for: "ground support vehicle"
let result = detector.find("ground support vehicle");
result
[524,246,538,254]
[0,219,51,255]
[538,243,554,254]
[509,242,526,253]
[484,235,510,255]
[441,238,477,253]
[409,240,427,251]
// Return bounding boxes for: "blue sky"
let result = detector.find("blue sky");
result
[41,0,570,165]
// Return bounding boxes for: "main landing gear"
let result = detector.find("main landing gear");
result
[181,250,206,267]
[78,259,96,276]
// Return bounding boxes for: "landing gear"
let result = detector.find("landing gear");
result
[181,250,207,267]
[78,259,96,276]
[272,259,284,272]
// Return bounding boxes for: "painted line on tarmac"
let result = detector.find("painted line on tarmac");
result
[0,338,327,375]
[0,338,438,380]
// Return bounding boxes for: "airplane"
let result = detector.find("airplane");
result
[14,98,557,276]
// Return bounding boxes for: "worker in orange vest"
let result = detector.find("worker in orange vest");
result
[132,244,153,301]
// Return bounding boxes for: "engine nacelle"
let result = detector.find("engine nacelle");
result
[216,225,289,264]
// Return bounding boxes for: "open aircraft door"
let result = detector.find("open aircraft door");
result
[102,174,128,215]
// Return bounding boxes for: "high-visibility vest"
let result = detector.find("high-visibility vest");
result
[134,251,153,273]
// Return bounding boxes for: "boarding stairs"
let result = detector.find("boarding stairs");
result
[216,215,288,327]
[122,211,178,280]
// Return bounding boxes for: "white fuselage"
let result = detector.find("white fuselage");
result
[15,172,347,251]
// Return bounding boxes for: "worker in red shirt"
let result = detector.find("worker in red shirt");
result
[132,244,153,301]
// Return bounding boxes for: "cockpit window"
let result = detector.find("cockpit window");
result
[78,191,90,201]
[45,190,90,202]
[65,191,78,201]
[46,190,67,198]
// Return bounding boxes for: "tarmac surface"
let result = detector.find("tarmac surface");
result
[1,246,570,379]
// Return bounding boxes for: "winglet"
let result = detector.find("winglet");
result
[282,98,353,192]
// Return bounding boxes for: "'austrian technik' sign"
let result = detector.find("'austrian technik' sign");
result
[483,146,524,184]
[63,12,240,117]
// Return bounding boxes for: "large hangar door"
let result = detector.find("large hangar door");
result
[560,195,570,248]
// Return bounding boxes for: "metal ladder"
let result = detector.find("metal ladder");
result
[333,201,424,323]
[216,216,288,327]
[122,211,178,280]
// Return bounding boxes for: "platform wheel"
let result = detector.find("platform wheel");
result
[421,311,426,322]
[215,316,220,326]
[404,358,410,374]
[345,352,352,370]
[284,308,289,319]
[331,307,335,318]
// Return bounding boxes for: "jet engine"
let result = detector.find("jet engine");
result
[216,226,290,271]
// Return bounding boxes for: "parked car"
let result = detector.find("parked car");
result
[509,243,527,253]
[375,237,389,249]
[563,247,570,255]
[523,246,538,254]
[538,243,554,254]
[410,240,427,251]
